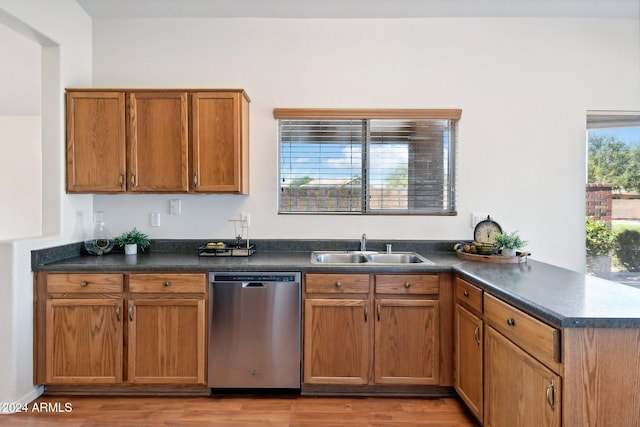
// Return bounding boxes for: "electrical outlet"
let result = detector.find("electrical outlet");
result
[471,212,490,228]
[241,212,250,227]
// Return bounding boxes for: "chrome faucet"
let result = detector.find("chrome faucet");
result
[360,233,367,252]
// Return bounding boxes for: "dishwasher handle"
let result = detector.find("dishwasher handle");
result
[242,281,267,288]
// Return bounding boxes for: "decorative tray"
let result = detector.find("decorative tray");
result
[455,248,530,264]
[198,243,256,257]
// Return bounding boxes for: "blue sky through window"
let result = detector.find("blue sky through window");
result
[589,127,640,146]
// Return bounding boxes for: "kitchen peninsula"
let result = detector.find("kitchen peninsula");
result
[32,240,640,427]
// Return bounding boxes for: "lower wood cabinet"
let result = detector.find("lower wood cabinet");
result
[454,277,484,422]
[46,297,124,384]
[484,326,561,427]
[303,273,446,388]
[304,298,370,385]
[454,303,483,420]
[44,273,124,384]
[375,298,439,385]
[128,274,206,384]
[483,293,562,427]
[454,275,562,427]
[37,272,206,387]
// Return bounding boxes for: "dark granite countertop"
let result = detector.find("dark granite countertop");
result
[32,239,640,329]
[455,260,640,329]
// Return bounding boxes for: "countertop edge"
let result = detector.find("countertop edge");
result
[32,241,640,329]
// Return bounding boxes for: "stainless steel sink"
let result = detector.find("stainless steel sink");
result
[310,251,433,265]
[366,253,428,264]
[313,252,368,264]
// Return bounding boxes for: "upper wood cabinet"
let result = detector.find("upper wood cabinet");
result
[66,92,127,192]
[65,89,250,194]
[128,92,189,192]
[191,91,249,193]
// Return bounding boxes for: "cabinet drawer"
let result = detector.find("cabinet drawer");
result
[375,274,439,295]
[305,273,369,294]
[484,294,561,368]
[455,277,483,313]
[129,273,206,293]
[47,273,123,293]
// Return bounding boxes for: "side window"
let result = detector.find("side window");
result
[586,112,640,286]
[276,109,460,215]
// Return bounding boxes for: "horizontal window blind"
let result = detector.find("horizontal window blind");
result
[277,110,458,215]
[368,119,453,213]
[279,119,364,213]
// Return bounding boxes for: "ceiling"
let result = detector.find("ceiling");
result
[76,0,640,19]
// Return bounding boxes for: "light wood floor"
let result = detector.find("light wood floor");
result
[4,395,478,426]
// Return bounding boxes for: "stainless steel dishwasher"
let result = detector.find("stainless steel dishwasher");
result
[208,272,301,390]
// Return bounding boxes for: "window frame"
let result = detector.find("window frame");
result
[274,108,461,216]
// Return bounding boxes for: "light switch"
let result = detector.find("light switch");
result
[169,199,181,215]
[150,212,161,227]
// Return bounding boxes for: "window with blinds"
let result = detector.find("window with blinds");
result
[275,109,460,215]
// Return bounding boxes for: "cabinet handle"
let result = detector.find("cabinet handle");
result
[163,281,171,287]
[119,174,124,188]
[404,281,411,288]
[131,174,136,187]
[506,318,516,327]
[335,281,342,288]
[364,304,368,322]
[546,379,556,410]
[193,173,198,188]
[80,281,88,287]
[129,303,133,321]
[116,303,121,321]
[377,303,381,321]
[463,290,469,297]
[474,325,481,345]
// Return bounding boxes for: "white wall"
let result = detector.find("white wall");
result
[93,17,640,271]
[0,116,42,239]
[0,0,92,412]
[0,23,42,240]
[0,22,40,115]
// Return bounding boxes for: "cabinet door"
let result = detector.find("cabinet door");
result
[127,298,206,384]
[304,298,371,384]
[191,91,249,193]
[45,298,123,384]
[374,299,439,385]
[66,91,126,192]
[128,92,189,192]
[485,326,561,427]
[454,304,483,421]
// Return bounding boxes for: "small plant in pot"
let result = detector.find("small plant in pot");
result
[493,231,527,257]
[114,228,150,255]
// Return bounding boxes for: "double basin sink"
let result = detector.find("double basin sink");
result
[311,251,433,265]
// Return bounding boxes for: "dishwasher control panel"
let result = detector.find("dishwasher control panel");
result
[209,272,299,282]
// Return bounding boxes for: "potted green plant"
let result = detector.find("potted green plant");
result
[493,231,527,257]
[114,228,150,255]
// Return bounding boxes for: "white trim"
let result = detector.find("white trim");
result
[0,385,44,414]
